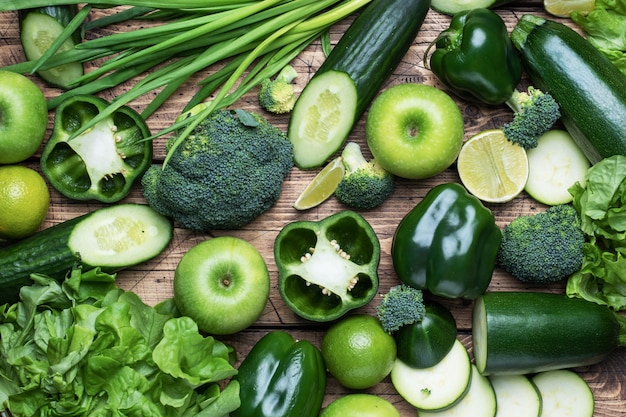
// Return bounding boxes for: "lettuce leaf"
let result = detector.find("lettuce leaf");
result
[0,266,240,417]
[571,0,626,75]
[567,155,626,310]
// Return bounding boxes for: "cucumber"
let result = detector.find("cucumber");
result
[19,5,84,88]
[524,129,590,206]
[0,204,173,305]
[532,370,594,417]
[417,365,496,417]
[430,0,514,15]
[511,15,626,164]
[288,0,430,169]
[391,339,471,411]
[489,374,541,417]
[472,292,626,375]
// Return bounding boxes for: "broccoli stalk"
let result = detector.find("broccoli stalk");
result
[258,65,298,114]
[334,142,394,210]
[502,86,561,149]
[498,204,586,283]
[376,284,426,334]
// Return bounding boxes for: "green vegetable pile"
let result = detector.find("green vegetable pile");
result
[0,267,240,417]
[567,155,626,310]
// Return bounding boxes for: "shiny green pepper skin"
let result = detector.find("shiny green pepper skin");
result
[231,331,326,417]
[274,210,380,322]
[428,8,522,105]
[392,183,501,299]
[40,94,152,203]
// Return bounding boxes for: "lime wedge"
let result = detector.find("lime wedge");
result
[457,129,529,203]
[544,0,595,17]
[293,156,345,210]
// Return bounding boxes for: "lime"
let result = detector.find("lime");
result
[320,394,401,417]
[0,165,50,240]
[544,0,595,17]
[321,314,397,390]
[293,156,345,210]
[457,129,529,203]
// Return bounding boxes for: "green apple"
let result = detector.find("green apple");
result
[366,83,464,179]
[0,71,48,164]
[174,236,270,335]
[320,394,401,417]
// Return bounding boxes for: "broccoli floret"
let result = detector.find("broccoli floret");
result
[141,109,294,231]
[258,65,298,114]
[334,142,394,210]
[498,204,585,284]
[502,86,561,149]
[376,284,426,333]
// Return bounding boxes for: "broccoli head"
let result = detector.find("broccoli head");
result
[142,109,294,231]
[376,284,426,333]
[334,142,394,210]
[258,65,298,114]
[503,86,561,149]
[498,204,585,284]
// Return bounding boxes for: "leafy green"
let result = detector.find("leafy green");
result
[567,155,626,310]
[571,0,626,75]
[0,266,240,417]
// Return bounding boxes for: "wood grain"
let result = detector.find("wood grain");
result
[1,3,624,416]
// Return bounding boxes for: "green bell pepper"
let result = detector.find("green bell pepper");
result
[231,331,326,417]
[391,183,501,299]
[427,8,522,105]
[274,210,380,322]
[40,94,152,203]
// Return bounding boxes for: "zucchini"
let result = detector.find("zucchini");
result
[472,292,626,375]
[288,0,430,169]
[489,374,541,417]
[19,5,84,88]
[511,15,626,164]
[430,0,514,15]
[0,204,173,305]
[531,370,594,417]
[417,365,497,417]
[391,339,471,411]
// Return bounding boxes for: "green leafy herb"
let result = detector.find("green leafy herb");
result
[566,155,626,310]
[0,266,240,416]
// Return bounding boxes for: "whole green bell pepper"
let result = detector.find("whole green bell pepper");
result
[274,210,380,322]
[231,331,326,417]
[40,94,152,203]
[427,8,522,105]
[392,183,501,299]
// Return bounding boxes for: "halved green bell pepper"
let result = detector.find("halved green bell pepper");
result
[391,183,501,299]
[427,8,522,105]
[231,331,326,417]
[274,210,380,322]
[40,94,152,203]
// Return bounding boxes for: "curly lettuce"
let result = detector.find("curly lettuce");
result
[567,155,626,310]
[571,0,626,75]
[0,266,240,417]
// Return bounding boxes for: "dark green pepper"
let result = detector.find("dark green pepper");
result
[274,210,380,322]
[40,94,152,203]
[427,8,522,105]
[392,183,501,299]
[231,331,326,417]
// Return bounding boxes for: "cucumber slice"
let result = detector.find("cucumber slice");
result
[489,374,542,417]
[532,370,594,417]
[391,339,471,411]
[524,130,590,205]
[20,11,83,88]
[418,365,497,417]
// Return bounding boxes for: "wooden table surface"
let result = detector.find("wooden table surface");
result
[1,2,625,416]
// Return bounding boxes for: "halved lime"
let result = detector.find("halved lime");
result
[544,0,595,17]
[457,129,529,203]
[293,156,345,210]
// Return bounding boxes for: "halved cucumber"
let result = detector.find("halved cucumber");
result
[532,370,594,417]
[417,365,496,417]
[391,339,471,411]
[489,374,542,417]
